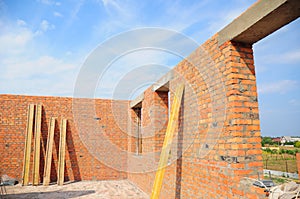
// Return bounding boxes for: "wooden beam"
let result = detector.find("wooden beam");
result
[57,119,67,186]
[22,104,35,186]
[151,84,184,199]
[32,104,42,186]
[43,117,55,186]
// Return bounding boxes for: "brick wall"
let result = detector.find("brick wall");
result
[0,94,129,183]
[127,33,265,198]
[0,34,265,198]
[0,33,265,199]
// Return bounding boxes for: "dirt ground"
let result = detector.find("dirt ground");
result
[3,180,149,199]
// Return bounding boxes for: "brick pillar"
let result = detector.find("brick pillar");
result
[297,153,300,180]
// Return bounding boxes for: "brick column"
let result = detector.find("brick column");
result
[297,153,300,180]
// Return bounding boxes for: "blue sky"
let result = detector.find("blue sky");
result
[0,0,299,137]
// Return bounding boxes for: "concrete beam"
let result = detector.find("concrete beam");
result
[152,71,173,92]
[218,0,300,45]
[130,93,144,108]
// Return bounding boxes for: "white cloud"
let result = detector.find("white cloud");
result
[95,49,176,99]
[93,1,207,43]
[289,99,300,106]
[100,0,130,16]
[0,67,78,96]
[66,51,72,56]
[17,19,27,26]
[37,0,52,5]
[53,11,63,17]
[163,0,210,31]
[0,0,6,13]
[281,49,300,63]
[0,23,34,55]
[0,18,80,97]
[258,80,298,94]
[208,9,245,33]
[3,55,76,79]
[255,65,268,73]
[34,19,55,35]
[101,0,117,7]
[259,49,300,64]
[40,20,55,32]
[1,54,80,96]
[64,0,84,29]
[93,0,252,45]
[99,0,133,24]
[0,19,57,56]
[37,0,61,6]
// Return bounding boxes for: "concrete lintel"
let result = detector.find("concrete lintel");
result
[218,0,300,45]
[152,71,173,92]
[130,93,144,108]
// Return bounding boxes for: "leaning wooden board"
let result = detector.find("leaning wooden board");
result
[57,119,67,186]
[43,117,55,186]
[22,104,35,186]
[32,104,42,186]
[151,84,184,199]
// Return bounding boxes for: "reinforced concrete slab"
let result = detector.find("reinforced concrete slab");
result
[152,71,173,92]
[130,93,144,108]
[218,0,300,45]
[5,180,148,199]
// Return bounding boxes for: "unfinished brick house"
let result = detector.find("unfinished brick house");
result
[0,0,299,198]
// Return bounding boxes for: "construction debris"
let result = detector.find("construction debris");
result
[1,175,18,186]
[269,181,300,199]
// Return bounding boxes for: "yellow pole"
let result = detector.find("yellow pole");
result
[151,84,184,199]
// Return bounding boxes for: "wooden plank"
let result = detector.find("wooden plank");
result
[150,84,184,199]
[57,119,67,186]
[22,104,35,186]
[43,117,55,186]
[32,104,42,186]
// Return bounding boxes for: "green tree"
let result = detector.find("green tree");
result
[265,148,272,153]
[285,141,295,145]
[286,150,295,156]
[294,141,300,148]
[279,149,286,154]
[261,137,274,147]
[271,149,278,154]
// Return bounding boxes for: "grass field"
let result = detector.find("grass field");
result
[264,175,296,184]
[262,153,298,173]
